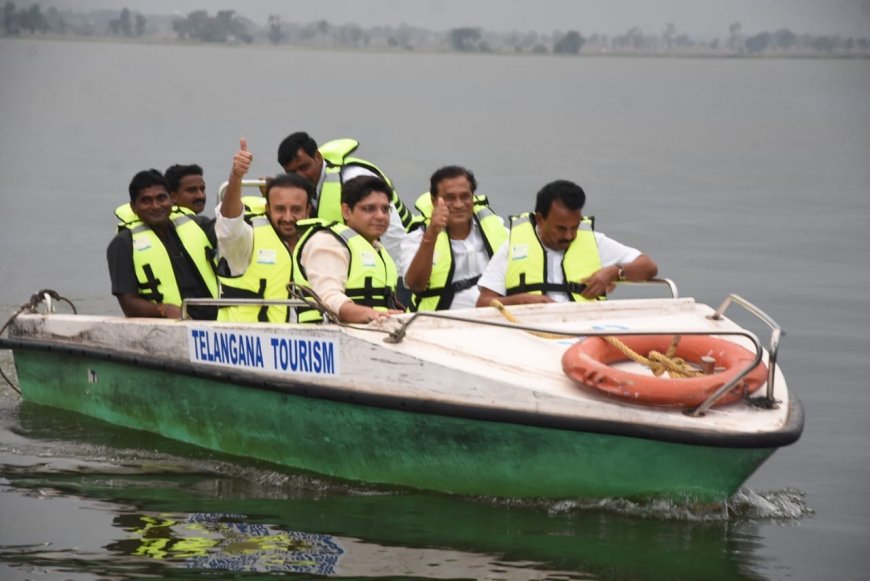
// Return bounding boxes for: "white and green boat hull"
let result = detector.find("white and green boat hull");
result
[2,298,803,500]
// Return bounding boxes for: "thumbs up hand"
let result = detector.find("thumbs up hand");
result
[232,137,253,178]
[429,195,449,234]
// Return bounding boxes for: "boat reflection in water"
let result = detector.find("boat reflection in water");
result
[0,407,811,581]
[109,513,345,575]
[104,509,597,579]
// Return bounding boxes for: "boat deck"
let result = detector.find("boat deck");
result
[376,298,790,435]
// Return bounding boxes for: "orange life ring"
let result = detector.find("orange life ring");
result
[561,334,768,408]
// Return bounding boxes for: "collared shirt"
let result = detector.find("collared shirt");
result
[214,202,255,277]
[300,230,391,315]
[400,219,507,310]
[106,215,217,319]
[477,229,642,302]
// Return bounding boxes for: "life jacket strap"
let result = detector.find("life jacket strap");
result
[221,278,272,322]
[415,275,481,299]
[138,264,163,303]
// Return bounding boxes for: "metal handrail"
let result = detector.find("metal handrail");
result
[217,179,267,202]
[615,277,679,298]
[181,298,308,320]
[701,294,784,412]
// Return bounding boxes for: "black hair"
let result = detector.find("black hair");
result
[277,131,319,167]
[429,165,477,198]
[128,169,168,202]
[164,164,203,193]
[535,180,586,217]
[341,175,393,210]
[263,172,316,206]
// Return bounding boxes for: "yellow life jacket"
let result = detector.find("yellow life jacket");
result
[290,218,331,324]
[296,221,399,313]
[409,202,507,312]
[217,215,294,323]
[126,515,218,560]
[118,206,218,305]
[505,213,603,302]
[316,138,413,231]
[240,195,266,217]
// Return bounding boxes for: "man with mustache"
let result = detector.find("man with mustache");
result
[402,165,507,311]
[277,132,413,263]
[165,163,208,215]
[215,138,314,323]
[477,180,657,306]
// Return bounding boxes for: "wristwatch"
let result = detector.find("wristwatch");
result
[616,264,627,281]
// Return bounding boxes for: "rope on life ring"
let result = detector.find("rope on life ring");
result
[602,335,703,379]
[561,334,768,408]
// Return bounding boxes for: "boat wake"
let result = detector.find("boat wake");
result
[1,416,813,524]
[2,435,813,524]
[725,487,813,520]
[498,487,814,522]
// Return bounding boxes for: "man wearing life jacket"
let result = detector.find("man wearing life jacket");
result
[401,166,508,311]
[296,175,404,324]
[277,131,412,263]
[215,138,314,323]
[107,169,218,320]
[165,163,207,215]
[477,180,657,306]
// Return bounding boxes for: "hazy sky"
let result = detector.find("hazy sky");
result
[53,0,870,38]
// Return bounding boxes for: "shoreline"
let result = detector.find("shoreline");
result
[2,33,868,60]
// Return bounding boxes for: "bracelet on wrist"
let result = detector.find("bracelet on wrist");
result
[157,303,167,318]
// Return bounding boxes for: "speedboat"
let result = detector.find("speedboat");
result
[0,282,803,501]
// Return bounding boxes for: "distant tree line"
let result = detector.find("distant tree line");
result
[3,1,59,34]
[108,8,145,37]
[1,2,145,37]
[171,10,253,44]
[3,4,869,57]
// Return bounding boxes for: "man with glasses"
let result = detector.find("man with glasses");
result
[295,175,404,324]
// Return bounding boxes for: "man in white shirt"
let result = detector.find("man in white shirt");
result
[276,131,411,262]
[477,180,657,306]
[401,166,507,311]
[214,138,314,323]
[216,138,313,272]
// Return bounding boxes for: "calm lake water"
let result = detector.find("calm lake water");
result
[1,37,869,580]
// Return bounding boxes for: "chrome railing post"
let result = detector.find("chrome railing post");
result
[708,294,783,404]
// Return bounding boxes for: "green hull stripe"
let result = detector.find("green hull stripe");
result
[14,350,777,500]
